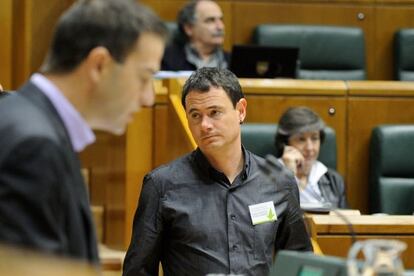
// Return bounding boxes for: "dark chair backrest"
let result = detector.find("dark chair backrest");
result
[369,125,414,214]
[241,123,337,170]
[394,28,414,81]
[252,24,366,80]
[164,21,179,44]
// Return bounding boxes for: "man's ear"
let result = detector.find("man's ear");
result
[183,24,193,38]
[237,98,247,123]
[85,46,112,83]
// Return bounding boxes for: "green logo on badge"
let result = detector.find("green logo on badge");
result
[267,208,275,220]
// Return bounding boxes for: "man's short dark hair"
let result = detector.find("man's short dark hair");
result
[177,0,199,42]
[41,0,168,73]
[274,107,326,158]
[181,67,244,109]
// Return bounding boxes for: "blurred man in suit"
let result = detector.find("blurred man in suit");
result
[0,0,167,264]
[161,0,229,71]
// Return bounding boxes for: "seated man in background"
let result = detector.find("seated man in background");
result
[0,0,167,264]
[161,0,230,71]
[275,107,348,209]
[123,68,312,276]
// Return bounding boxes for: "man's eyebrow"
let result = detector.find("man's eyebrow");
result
[188,108,200,114]
[208,105,223,110]
[188,105,223,113]
[204,14,222,21]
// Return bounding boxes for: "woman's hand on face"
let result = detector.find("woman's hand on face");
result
[282,145,304,176]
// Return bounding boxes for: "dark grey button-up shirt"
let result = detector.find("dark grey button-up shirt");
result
[123,148,312,276]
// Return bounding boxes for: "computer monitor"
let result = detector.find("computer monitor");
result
[269,250,348,276]
[230,45,299,79]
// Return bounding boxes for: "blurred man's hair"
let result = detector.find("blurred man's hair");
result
[42,0,168,73]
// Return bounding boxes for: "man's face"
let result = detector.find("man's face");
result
[185,86,246,156]
[186,0,225,48]
[92,32,165,135]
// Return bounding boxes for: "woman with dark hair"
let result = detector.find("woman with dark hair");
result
[275,106,348,208]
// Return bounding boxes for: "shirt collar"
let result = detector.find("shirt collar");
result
[30,73,95,152]
[184,43,228,69]
[192,145,250,183]
[308,160,328,187]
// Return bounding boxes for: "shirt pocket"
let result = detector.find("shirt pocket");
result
[253,220,279,260]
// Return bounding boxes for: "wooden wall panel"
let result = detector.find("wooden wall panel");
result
[8,0,414,86]
[167,94,197,160]
[80,110,155,249]
[347,97,414,212]
[232,2,375,79]
[374,5,414,80]
[153,105,170,167]
[11,0,73,89]
[12,0,30,89]
[80,131,126,248]
[0,0,13,89]
[10,0,414,82]
[124,108,154,247]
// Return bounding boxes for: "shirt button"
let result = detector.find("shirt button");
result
[232,245,238,251]
[230,214,236,220]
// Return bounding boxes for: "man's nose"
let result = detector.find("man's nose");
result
[200,115,213,130]
[215,18,224,30]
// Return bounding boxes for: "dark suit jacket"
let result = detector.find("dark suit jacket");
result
[161,41,230,71]
[0,82,99,263]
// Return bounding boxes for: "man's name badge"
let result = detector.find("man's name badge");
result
[248,201,277,225]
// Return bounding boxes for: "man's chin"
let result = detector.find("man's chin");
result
[209,39,224,47]
[199,140,222,152]
[91,122,126,136]
[111,127,126,136]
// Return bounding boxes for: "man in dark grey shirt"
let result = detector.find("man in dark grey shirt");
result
[123,68,312,276]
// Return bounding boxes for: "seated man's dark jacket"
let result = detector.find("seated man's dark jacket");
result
[318,168,348,209]
[0,82,98,263]
[161,41,231,71]
[123,148,312,276]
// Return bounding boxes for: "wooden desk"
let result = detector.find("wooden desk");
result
[307,215,414,268]
[0,245,99,276]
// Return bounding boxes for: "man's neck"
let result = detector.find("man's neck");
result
[190,41,218,61]
[44,72,90,119]
[204,144,244,184]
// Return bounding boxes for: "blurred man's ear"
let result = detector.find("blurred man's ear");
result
[85,46,112,83]
[183,24,194,38]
